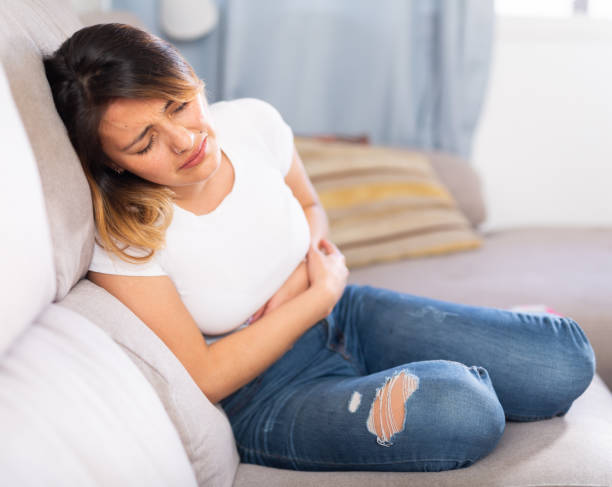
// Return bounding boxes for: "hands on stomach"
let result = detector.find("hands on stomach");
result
[250,238,349,323]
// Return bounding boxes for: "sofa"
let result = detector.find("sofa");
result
[1,1,611,486]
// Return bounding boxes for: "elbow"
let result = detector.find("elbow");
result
[192,352,233,405]
[195,377,227,405]
[199,380,237,405]
[202,390,223,405]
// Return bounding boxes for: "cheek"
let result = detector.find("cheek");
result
[145,153,172,174]
[199,106,216,133]
[128,153,171,181]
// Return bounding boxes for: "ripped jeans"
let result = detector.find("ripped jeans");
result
[220,284,596,472]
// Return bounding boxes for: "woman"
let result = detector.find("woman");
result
[43,23,595,472]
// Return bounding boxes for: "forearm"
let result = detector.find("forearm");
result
[197,286,330,403]
[303,203,329,246]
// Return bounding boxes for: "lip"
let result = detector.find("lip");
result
[180,136,207,170]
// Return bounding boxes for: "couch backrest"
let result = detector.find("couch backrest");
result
[0,0,95,302]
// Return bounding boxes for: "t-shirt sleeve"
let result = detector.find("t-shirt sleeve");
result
[89,239,167,277]
[233,98,295,177]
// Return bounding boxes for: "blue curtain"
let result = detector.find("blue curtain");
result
[216,0,494,159]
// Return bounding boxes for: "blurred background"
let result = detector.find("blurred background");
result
[71,0,612,233]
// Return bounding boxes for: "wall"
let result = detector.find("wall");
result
[472,16,612,231]
[111,0,225,100]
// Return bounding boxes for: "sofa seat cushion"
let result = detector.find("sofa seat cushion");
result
[0,304,197,486]
[347,226,612,387]
[232,374,612,486]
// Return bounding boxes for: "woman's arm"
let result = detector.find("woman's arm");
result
[249,259,309,323]
[88,238,347,404]
[302,203,329,249]
[248,144,332,322]
[284,144,329,247]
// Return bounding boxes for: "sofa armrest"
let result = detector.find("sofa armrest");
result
[427,150,487,229]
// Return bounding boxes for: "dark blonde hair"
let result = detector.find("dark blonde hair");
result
[43,23,204,263]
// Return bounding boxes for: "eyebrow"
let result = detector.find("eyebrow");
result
[120,99,173,152]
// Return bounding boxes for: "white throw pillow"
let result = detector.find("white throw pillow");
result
[0,304,198,487]
[0,63,55,355]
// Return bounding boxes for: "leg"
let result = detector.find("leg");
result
[328,284,596,421]
[228,360,505,472]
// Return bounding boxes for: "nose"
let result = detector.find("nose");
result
[167,122,195,155]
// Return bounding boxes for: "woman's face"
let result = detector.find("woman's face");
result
[98,90,222,199]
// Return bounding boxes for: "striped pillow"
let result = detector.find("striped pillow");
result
[295,137,483,268]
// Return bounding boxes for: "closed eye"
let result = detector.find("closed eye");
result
[135,101,189,155]
[137,134,156,155]
[174,101,188,113]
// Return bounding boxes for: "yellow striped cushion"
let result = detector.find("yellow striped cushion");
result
[295,137,482,268]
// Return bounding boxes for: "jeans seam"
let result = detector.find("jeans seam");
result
[504,402,572,422]
[236,442,477,467]
[505,412,564,422]
[355,289,370,375]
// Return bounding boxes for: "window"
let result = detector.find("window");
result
[496,0,612,19]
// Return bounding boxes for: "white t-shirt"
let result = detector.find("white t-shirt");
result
[89,98,311,341]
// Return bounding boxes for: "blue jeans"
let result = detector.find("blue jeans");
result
[220,284,596,472]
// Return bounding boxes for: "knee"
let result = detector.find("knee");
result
[362,362,504,470]
[551,317,596,408]
[562,318,596,391]
[433,362,506,463]
[381,361,505,466]
[504,317,596,421]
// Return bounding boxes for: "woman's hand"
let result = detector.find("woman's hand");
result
[306,238,349,316]
[249,238,348,323]
[250,259,310,323]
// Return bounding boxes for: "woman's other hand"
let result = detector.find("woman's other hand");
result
[250,259,310,323]
[306,238,349,315]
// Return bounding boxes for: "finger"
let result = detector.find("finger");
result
[320,238,341,256]
[318,237,330,248]
[318,238,333,254]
